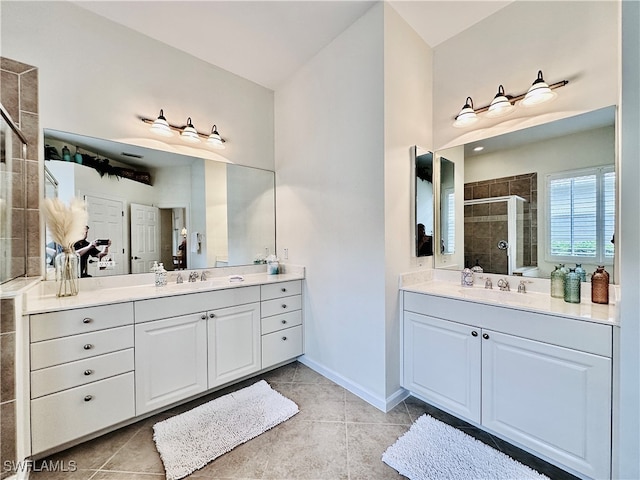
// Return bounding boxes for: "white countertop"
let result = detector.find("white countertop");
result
[400,269,619,326]
[23,267,305,315]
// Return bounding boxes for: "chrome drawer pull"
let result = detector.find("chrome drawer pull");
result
[82,318,93,324]
[282,336,287,341]
[209,313,216,318]
[84,395,93,402]
[282,304,287,309]
[281,319,287,324]
[83,344,94,350]
[281,288,287,292]
[84,369,93,376]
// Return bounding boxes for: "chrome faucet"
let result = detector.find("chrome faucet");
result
[176,272,183,284]
[497,278,510,291]
[200,270,208,281]
[188,271,198,282]
[484,277,493,289]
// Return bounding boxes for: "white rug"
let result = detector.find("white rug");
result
[153,380,298,480]
[382,415,550,480]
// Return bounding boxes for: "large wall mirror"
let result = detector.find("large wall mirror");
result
[43,129,275,278]
[434,105,617,283]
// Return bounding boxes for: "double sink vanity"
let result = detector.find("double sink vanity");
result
[20,266,305,457]
[400,269,617,480]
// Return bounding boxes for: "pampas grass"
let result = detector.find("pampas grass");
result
[41,197,88,249]
[41,198,88,297]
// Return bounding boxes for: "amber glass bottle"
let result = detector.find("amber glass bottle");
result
[591,266,609,304]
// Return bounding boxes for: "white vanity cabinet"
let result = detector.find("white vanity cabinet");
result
[29,303,135,454]
[402,291,613,480]
[134,312,208,415]
[261,280,303,368]
[207,302,261,388]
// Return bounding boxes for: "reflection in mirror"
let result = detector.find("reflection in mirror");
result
[439,157,455,255]
[43,129,276,278]
[414,147,433,257]
[435,105,617,281]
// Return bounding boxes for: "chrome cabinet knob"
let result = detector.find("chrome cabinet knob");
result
[281,288,287,292]
[209,313,215,318]
[82,317,93,324]
[471,331,478,337]
[282,336,287,341]
[84,369,93,376]
[84,395,93,402]
[83,344,94,350]
[282,304,287,309]
[201,314,207,320]
[483,333,490,340]
[281,319,287,324]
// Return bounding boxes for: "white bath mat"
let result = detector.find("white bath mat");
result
[382,414,550,480]
[153,380,298,480]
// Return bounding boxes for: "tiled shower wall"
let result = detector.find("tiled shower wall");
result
[464,173,537,274]
[1,57,40,479]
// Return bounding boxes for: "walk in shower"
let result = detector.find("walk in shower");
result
[464,195,537,276]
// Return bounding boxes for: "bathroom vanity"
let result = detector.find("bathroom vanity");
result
[400,271,616,480]
[21,268,304,456]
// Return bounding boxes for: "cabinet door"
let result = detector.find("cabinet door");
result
[135,313,208,415]
[403,312,481,423]
[208,303,261,388]
[481,330,611,480]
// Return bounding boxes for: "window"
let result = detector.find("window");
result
[547,166,615,263]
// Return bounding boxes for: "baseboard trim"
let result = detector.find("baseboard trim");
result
[298,356,410,412]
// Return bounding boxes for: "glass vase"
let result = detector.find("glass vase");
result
[591,266,609,304]
[550,266,565,298]
[54,248,80,297]
[564,268,581,304]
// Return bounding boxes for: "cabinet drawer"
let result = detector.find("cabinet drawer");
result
[30,303,134,342]
[262,325,303,368]
[31,349,134,399]
[261,281,302,301]
[31,325,134,370]
[261,310,302,335]
[261,295,302,318]
[135,286,260,323]
[31,372,135,454]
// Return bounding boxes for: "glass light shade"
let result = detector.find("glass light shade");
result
[150,109,173,137]
[181,117,201,143]
[207,125,225,149]
[486,86,514,118]
[522,71,557,107]
[453,97,478,128]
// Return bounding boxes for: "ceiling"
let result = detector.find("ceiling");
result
[72,0,514,91]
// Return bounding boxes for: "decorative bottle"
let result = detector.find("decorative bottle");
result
[591,266,610,304]
[550,265,565,298]
[574,264,586,282]
[155,262,167,287]
[564,268,581,304]
[461,267,474,287]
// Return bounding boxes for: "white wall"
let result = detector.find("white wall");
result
[383,3,433,400]
[618,1,640,478]
[433,1,618,150]
[276,3,387,404]
[1,1,274,171]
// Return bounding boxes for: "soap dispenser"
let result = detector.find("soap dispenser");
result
[155,262,167,287]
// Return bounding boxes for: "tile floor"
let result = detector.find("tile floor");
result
[30,362,579,480]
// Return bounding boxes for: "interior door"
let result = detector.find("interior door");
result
[130,203,160,274]
[85,195,125,276]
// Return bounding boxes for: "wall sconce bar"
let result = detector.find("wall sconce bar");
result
[453,71,569,128]
[139,109,226,148]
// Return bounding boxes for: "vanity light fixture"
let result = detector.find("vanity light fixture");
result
[486,85,515,118]
[180,117,200,143]
[453,97,479,128]
[141,109,227,149]
[452,70,568,127]
[521,70,557,107]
